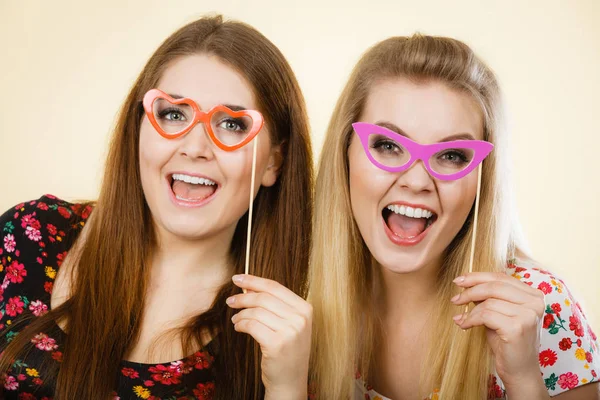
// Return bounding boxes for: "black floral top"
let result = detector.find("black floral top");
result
[0,195,217,400]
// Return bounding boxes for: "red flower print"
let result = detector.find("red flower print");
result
[32,378,43,386]
[193,382,215,400]
[6,261,27,283]
[3,234,16,253]
[144,380,155,387]
[539,349,558,367]
[17,374,26,381]
[6,296,25,317]
[71,204,92,219]
[537,281,552,294]
[577,339,582,347]
[589,326,598,342]
[20,213,38,229]
[37,202,49,210]
[148,364,182,385]
[121,367,139,379]
[25,226,42,242]
[586,352,593,363]
[543,313,555,329]
[487,376,503,399]
[56,251,67,266]
[551,303,561,315]
[29,300,49,317]
[3,375,18,390]
[189,351,214,370]
[514,266,526,273]
[31,333,58,351]
[558,338,572,351]
[44,281,53,293]
[170,360,192,375]
[592,370,597,378]
[18,392,36,400]
[569,315,585,337]
[557,372,579,390]
[46,224,57,236]
[52,351,63,362]
[81,205,92,219]
[57,206,71,219]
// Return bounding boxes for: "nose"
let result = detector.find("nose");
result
[178,122,215,160]
[395,159,435,193]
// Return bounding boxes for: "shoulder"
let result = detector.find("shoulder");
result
[506,261,600,396]
[0,195,92,318]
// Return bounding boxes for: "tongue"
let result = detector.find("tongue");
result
[387,212,427,238]
[172,181,216,201]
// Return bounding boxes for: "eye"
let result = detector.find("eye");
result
[217,118,248,132]
[158,107,187,122]
[371,139,402,154]
[438,150,470,164]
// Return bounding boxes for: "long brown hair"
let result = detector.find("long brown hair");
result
[308,34,526,399]
[0,15,313,399]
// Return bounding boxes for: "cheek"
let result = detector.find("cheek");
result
[218,137,272,186]
[438,176,478,229]
[138,123,176,188]
[348,142,390,220]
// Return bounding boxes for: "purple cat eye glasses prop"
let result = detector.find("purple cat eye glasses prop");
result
[352,122,493,181]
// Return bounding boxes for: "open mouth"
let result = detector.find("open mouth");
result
[382,204,438,240]
[168,173,219,203]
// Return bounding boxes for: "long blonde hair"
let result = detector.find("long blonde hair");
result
[308,34,526,399]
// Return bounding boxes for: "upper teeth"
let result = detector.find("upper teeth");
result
[172,173,216,186]
[387,205,433,219]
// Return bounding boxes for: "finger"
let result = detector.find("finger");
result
[454,298,524,323]
[454,272,541,297]
[457,308,537,343]
[233,318,277,345]
[231,274,311,317]
[227,291,305,327]
[232,307,288,332]
[455,307,507,331]
[451,281,537,306]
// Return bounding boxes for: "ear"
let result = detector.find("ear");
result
[261,144,283,187]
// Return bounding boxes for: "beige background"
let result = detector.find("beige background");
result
[1,1,598,329]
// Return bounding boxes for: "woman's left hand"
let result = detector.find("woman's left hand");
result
[227,274,312,400]
[451,272,549,399]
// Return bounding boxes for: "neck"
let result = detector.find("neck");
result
[150,223,236,292]
[377,257,442,327]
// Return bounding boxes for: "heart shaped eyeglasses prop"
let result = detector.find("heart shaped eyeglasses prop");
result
[144,89,264,279]
[352,122,494,287]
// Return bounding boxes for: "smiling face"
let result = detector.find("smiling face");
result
[139,54,280,242]
[348,78,484,274]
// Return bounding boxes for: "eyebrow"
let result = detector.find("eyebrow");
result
[375,121,476,142]
[167,93,247,112]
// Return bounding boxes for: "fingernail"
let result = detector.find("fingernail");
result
[450,294,460,302]
[453,276,465,284]
[226,296,235,304]
[452,314,463,322]
[232,275,244,283]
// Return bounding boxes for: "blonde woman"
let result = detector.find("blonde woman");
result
[309,35,599,399]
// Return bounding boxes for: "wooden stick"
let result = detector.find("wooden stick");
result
[464,164,483,313]
[244,136,259,279]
